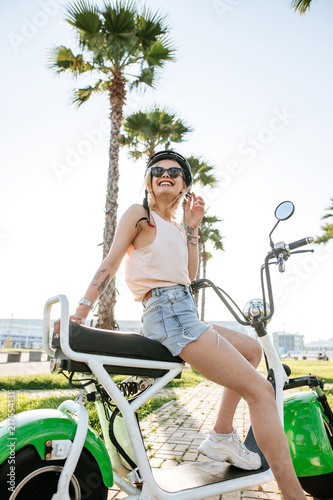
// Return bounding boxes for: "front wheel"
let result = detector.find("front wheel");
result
[0,445,108,500]
[298,418,333,499]
[284,390,333,498]
[298,472,333,499]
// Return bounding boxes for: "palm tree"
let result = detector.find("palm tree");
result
[49,0,175,329]
[289,0,313,14]
[185,156,220,309]
[198,215,224,321]
[315,197,333,244]
[188,155,217,188]
[121,106,192,159]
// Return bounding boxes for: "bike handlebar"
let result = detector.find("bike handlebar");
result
[193,234,314,330]
[287,236,314,251]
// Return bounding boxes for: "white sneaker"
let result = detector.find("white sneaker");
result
[198,429,262,470]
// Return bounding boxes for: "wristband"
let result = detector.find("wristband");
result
[78,297,94,309]
[187,236,199,246]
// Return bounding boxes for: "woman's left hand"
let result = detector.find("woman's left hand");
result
[185,192,205,228]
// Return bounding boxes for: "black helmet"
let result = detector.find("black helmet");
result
[137,151,192,228]
[146,150,192,187]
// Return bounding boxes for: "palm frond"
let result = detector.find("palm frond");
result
[199,214,224,251]
[130,66,156,89]
[121,106,192,159]
[136,9,169,50]
[49,45,93,75]
[168,120,193,141]
[187,156,217,188]
[123,110,149,131]
[314,197,333,244]
[145,36,176,67]
[101,0,136,40]
[290,0,313,14]
[66,0,102,32]
[148,109,192,142]
[49,1,177,114]
[129,149,145,159]
[315,222,333,244]
[322,197,333,220]
[202,215,221,224]
[72,79,106,106]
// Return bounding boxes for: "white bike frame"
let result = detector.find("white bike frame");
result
[43,294,287,500]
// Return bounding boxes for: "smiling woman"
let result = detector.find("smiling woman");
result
[53,150,307,500]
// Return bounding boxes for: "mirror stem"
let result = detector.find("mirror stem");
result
[269,220,280,249]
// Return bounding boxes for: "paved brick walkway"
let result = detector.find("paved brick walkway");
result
[107,381,317,499]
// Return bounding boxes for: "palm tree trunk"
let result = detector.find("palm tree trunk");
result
[200,250,207,321]
[195,233,203,309]
[147,146,155,159]
[96,73,126,330]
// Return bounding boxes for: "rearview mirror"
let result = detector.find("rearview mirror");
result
[275,201,295,221]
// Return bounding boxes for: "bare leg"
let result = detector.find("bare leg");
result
[209,324,262,434]
[180,328,306,500]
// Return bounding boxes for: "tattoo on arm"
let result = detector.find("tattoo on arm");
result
[97,274,110,294]
[92,269,107,287]
[186,226,196,238]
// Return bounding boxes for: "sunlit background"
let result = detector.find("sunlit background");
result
[1,0,333,342]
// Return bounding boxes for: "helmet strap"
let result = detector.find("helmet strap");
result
[135,189,155,228]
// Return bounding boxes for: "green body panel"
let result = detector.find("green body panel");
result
[284,391,333,477]
[0,409,113,487]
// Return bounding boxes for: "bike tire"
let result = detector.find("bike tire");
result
[0,445,108,500]
[298,416,333,499]
[298,472,333,499]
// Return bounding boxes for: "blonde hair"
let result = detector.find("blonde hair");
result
[142,164,189,219]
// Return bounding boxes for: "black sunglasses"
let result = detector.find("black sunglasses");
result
[150,166,184,178]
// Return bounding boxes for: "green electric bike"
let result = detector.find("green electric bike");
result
[0,200,332,499]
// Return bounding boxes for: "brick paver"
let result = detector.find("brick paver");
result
[108,381,319,499]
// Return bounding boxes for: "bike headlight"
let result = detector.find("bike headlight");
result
[243,299,271,323]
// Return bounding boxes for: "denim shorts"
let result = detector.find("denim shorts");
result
[141,285,211,357]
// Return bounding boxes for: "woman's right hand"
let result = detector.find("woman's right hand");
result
[53,314,86,337]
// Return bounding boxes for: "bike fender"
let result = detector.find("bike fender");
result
[284,391,333,477]
[0,408,113,488]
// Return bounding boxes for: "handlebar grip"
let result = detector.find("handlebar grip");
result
[288,236,314,251]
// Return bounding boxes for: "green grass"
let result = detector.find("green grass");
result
[282,359,333,383]
[165,368,205,388]
[0,368,205,426]
[0,392,103,435]
[260,359,333,383]
[0,368,205,392]
[260,359,333,407]
[0,373,72,391]
[286,363,333,407]
[0,391,180,435]
[1,364,332,438]
[0,393,68,420]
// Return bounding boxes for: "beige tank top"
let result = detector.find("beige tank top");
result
[124,210,190,301]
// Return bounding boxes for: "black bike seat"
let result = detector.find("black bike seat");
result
[51,322,183,377]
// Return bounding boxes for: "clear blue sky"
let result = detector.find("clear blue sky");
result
[1,0,333,341]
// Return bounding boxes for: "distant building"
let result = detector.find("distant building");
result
[272,331,304,354]
[304,338,333,353]
[0,318,254,350]
[0,318,144,349]
[0,319,44,349]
